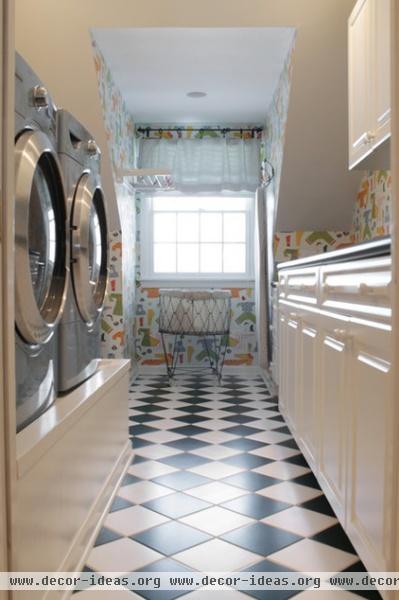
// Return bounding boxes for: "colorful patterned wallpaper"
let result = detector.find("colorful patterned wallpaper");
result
[274,170,392,263]
[274,231,352,263]
[351,170,391,243]
[92,38,137,365]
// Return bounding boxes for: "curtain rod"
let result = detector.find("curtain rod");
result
[137,126,263,135]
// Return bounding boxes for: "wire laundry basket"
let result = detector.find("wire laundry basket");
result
[159,289,232,383]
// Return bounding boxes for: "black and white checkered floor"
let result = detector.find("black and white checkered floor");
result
[77,371,379,599]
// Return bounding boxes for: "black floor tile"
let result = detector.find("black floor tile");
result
[170,425,210,436]
[283,454,310,468]
[311,524,357,554]
[120,473,141,486]
[224,425,263,437]
[221,494,290,519]
[222,521,301,556]
[173,414,210,424]
[94,527,123,547]
[108,496,134,513]
[278,438,300,450]
[130,414,161,424]
[300,495,336,516]
[223,438,265,452]
[132,438,153,448]
[166,438,209,452]
[223,471,280,491]
[143,492,211,519]
[178,405,209,413]
[132,521,210,555]
[129,424,159,436]
[136,405,167,413]
[222,453,272,470]
[152,470,212,491]
[223,415,259,424]
[292,472,321,489]
[159,453,210,469]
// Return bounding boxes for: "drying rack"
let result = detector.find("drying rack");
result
[116,168,174,191]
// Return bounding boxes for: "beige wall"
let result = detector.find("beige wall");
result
[15,0,358,231]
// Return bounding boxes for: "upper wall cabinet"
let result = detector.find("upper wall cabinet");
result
[348,0,391,169]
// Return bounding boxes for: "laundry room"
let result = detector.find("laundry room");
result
[0,0,398,598]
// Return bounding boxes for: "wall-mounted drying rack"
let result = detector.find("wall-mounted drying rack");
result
[116,168,175,191]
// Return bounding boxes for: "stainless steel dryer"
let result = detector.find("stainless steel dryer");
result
[57,110,108,393]
[15,53,68,432]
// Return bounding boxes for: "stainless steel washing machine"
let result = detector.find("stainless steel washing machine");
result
[15,53,68,432]
[57,110,108,393]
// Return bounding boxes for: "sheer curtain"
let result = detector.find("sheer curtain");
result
[139,136,261,192]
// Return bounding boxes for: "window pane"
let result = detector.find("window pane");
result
[153,196,249,211]
[200,244,222,272]
[154,213,176,242]
[177,213,199,242]
[177,244,199,272]
[223,243,246,273]
[223,213,246,242]
[201,213,222,242]
[154,243,176,272]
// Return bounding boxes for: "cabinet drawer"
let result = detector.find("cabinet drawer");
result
[320,257,391,323]
[284,267,318,306]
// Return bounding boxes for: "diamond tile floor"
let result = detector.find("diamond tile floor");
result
[78,371,380,599]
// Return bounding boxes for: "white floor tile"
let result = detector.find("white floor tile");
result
[105,505,169,536]
[148,409,186,419]
[295,591,364,599]
[74,591,142,599]
[156,393,192,401]
[180,506,254,536]
[250,445,300,460]
[253,461,310,480]
[128,460,178,479]
[174,538,261,571]
[86,538,162,573]
[198,393,232,400]
[268,539,358,573]
[188,461,244,480]
[133,445,182,460]
[200,401,231,410]
[262,506,338,537]
[200,409,232,419]
[142,419,186,430]
[241,409,279,419]
[137,430,184,444]
[257,482,322,504]
[190,445,241,460]
[192,430,238,444]
[244,419,287,431]
[248,431,293,444]
[197,420,237,431]
[185,481,246,503]
[181,590,251,599]
[118,481,173,504]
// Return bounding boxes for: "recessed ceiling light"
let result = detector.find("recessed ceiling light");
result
[186,91,207,98]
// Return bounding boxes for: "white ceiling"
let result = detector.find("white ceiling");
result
[92,27,295,123]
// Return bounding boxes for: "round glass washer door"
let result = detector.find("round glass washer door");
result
[71,171,108,328]
[15,129,68,346]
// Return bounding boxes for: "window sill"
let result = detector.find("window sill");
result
[140,278,255,289]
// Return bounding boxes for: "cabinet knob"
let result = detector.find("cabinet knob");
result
[366,131,376,143]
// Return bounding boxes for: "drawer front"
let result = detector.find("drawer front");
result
[320,257,391,323]
[284,267,318,306]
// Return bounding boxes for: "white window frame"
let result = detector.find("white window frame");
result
[141,193,255,287]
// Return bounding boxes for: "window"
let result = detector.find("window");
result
[141,195,254,282]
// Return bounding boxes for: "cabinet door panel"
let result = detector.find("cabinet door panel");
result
[349,0,373,167]
[278,312,287,413]
[372,0,391,145]
[319,333,348,520]
[348,344,392,571]
[285,317,300,430]
[299,324,318,468]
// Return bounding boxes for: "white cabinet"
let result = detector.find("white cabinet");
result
[348,0,391,169]
[347,325,393,572]
[318,323,349,523]
[278,254,394,574]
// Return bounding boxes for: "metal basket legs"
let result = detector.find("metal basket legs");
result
[161,332,229,385]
